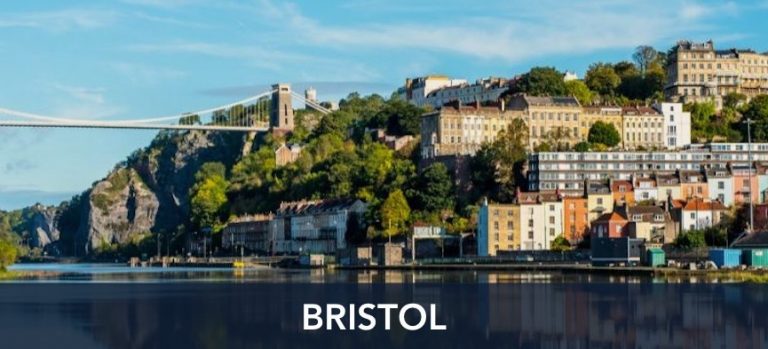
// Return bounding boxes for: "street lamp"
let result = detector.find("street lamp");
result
[744,117,755,233]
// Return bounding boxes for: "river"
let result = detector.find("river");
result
[1,263,766,348]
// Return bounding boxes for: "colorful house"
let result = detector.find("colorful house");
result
[591,211,629,239]
[731,164,759,205]
[478,200,520,256]
[518,193,548,250]
[706,168,734,206]
[634,177,658,202]
[655,173,682,202]
[624,205,676,243]
[540,192,564,247]
[563,196,589,244]
[679,170,708,200]
[587,182,613,223]
[677,198,727,232]
[756,163,768,203]
[611,180,635,206]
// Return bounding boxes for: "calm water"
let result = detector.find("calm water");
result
[1,264,767,348]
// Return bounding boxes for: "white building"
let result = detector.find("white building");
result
[634,178,659,202]
[273,199,367,254]
[422,77,510,108]
[655,102,692,149]
[706,168,734,206]
[518,193,560,250]
[677,199,727,232]
[398,76,467,107]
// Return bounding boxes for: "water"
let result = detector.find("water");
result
[1,264,767,348]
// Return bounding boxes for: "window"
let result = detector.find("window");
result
[597,198,603,205]
[718,181,725,190]
[549,217,555,224]
[528,231,534,239]
[507,221,514,229]
[549,228,555,236]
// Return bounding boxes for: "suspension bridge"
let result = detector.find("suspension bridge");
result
[0,83,331,132]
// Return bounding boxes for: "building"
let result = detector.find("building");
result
[527,143,768,194]
[421,77,511,109]
[591,211,629,239]
[624,205,675,243]
[420,103,521,159]
[634,177,658,202]
[221,214,274,253]
[398,75,468,107]
[674,198,727,231]
[507,94,582,149]
[581,106,623,141]
[272,198,367,254]
[665,40,768,109]
[275,143,302,166]
[655,173,681,202]
[706,168,734,205]
[478,200,520,256]
[611,179,635,206]
[587,182,613,222]
[731,164,759,204]
[621,106,665,150]
[518,193,550,250]
[540,192,564,245]
[679,170,708,200]
[655,102,692,149]
[563,196,589,244]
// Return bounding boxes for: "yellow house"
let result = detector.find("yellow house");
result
[479,202,521,255]
[587,182,614,223]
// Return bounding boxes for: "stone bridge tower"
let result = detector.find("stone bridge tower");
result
[270,83,294,131]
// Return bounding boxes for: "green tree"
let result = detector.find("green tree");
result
[372,98,425,136]
[632,45,658,76]
[674,230,706,250]
[550,235,571,252]
[585,62,620,96]
[0,239,17,272]
[406,163,455,213]
[515,67,567,96]
[723,92,747,110]
[587,121,621,147]
[685,101,717,140]
[742,95,768,141]
[190,162,229,233]
[470,119,529,202]
[564,80,594,105]
[380,189,411,238]
[613,61,639,78]
[574,141,591,152]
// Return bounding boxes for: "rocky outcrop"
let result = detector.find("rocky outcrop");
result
[70,130,246,254]
[81,168,159,253]
[25,205,60,249]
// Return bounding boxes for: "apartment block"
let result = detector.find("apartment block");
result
[665,40,768,109]
[398,75,467,107]
[621,106,665,150]
[507,94,582,149]
[478,201,520,256]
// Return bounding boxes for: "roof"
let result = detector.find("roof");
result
[517,192,540,204]
[277,198,365,215]
[507,94,580,108]
[682,199,726,211]
[626,205,669,223]
[679,171,705,183]
[622,106,662,116]
[228,213,274,224]
[732,231,768,248]
[655,174,680,185]
[587,182,611,194]
[706,168,732,178]
[611,180,633,192]
[594,211,628,223]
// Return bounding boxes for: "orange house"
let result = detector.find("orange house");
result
[679,170,708,200]
[611,180,635,206]
[591,211,629,239]
[732,165,759,204]
[563,196,589,244]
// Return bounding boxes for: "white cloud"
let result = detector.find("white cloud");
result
[46,83,124,120]
[0,9,117,32]
[121,0,203,9]
[51,84,106,104]
[249,0,739,63]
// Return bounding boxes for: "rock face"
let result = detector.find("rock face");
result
[70,131,246,255]
[25,205,60,249]
[81,168,159,253]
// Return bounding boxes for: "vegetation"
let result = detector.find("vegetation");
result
[0,238,18,272]
[190,162,229,234]
[588,121,621,148]
[674,227,728,250]
[550,235,571,252]
[380,189,411,238]
[512,67,567,96]
[470,119,529,203]
[564,80,594,105]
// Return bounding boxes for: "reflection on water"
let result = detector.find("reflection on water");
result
[2,264,767,348]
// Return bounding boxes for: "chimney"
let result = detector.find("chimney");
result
[500,98,506,112]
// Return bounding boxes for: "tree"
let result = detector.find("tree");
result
[574,141,591,152]
[190,162,229,233]
[515,67,567,96]
[632,45,659,76]
[0,239,17,272]
[587,121,621,147]
[564,80,594,105]
[372,98,425,136]
[613,61,639,79]
[406,163,455,213]
[741,95,768,141]
[585,63,620,96]
[550,235,571,252]
[723,92,747,110]
[380,189,411,238]
[470,119,529,202]
[674,230,706,250]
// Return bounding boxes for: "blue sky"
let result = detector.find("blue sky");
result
[1,0,767,210]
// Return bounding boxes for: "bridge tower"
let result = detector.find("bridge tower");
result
[270,83,294,131]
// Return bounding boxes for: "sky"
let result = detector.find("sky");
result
[1,0,767,210]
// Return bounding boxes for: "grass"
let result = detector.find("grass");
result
[0,269,22,280]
